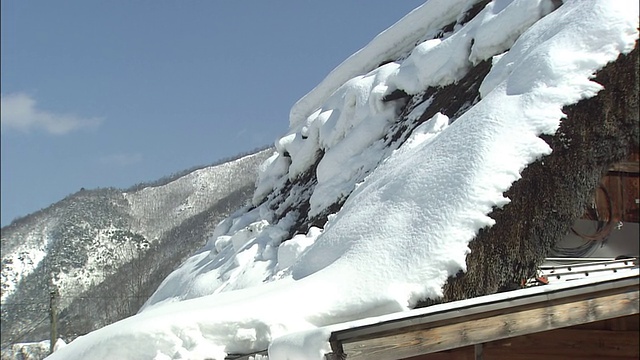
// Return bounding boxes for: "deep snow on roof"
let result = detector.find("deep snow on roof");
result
[46,1,639,359]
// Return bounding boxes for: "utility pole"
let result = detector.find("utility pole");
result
[49,276,58,354]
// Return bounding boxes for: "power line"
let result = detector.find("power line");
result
[0,302,49,307]
[1,294,153,306]
[0,315,49,353]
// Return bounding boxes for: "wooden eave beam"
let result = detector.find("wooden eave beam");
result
[608,161,640,174]
[328,276,639,360]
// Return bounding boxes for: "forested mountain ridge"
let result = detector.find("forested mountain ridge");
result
[0,148,273,350]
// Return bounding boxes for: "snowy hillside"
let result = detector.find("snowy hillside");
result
[1,149,271,350]
[47,0,639,359]
[125,156,272,242]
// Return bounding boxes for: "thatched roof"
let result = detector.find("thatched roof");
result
[441,42,639,302]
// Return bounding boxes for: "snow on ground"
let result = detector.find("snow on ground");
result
[46,1,638,359]
[4,339,66,360]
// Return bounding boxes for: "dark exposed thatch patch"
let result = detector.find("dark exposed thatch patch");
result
[382,58,492,157]
[437,43,639,303]
[257,1,496,242]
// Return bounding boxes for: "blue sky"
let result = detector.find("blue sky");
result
[1,1,424,226]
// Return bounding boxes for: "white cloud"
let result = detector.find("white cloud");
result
[100,153,143,166]
[0,92,103,135]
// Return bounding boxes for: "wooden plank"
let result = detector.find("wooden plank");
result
[404,346,474,360]
[602,172,640,223]
[607,314,640,331]
[471,353,636,360]
[473,343,483,360]
[412,329,639,360]
[339,286,639,360]
[483,328,639,359]
[331,276,639,344]
[572,314,639,331]
[622,174,639,222]
[405,323,640,360]
[609,161,640,174]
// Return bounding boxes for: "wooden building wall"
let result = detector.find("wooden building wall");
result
[600,152,640,224]
[408,314,639,360]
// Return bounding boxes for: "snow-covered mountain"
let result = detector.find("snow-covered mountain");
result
[0,149,272,351]
[22,0,640,359]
